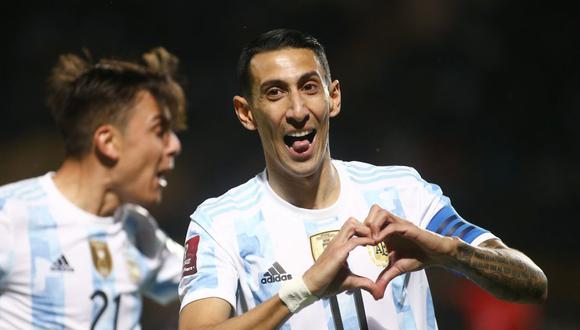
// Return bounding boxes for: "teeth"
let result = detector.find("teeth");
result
[287,130,312,138]
[159,177,167,188]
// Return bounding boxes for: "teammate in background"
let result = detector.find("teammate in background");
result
[0,47,187,329]
[178,29,547,329]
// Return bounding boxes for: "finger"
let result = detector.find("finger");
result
[375,221,408,243]
[375,266,402,297]
[334,217,366,243]
[343,273,382,298]
[364,205,394,241]
[353,222,372,238]
[349,274,389,301]
[343,236,375,252]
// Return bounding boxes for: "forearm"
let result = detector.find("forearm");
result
[447,238,548,303]
[179,295,291,330]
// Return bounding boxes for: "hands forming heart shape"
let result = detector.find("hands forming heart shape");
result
[303,204,456,300]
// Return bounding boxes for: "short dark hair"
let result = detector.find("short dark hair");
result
[237,28,331,99]
[46,47,187,157]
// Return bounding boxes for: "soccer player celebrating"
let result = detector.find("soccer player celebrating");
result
[178,29,547,329]
[0,47,187,329]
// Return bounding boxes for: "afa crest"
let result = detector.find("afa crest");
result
[89,240,113,277]
[309,230,339,261]
[367,241,389,267]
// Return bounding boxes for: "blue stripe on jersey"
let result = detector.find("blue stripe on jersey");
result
[363,187,407,219]
[278,321,291,330]
[88,232,119,330]
[345,161,418,177]
[207,194,263,219]
[337,293,358,330]
[0,197,5,210]
[28,205,65,329]
[321,299,336,330]
[344,162,419,183]
[236,211,280,306]
[204,189,263,219]
[201,180,260,212]
[347,170,419,185]
[439,217,461,236]
[391,274,416,329]
[20,189,46,202]
[426,288,436,329]
[0,178,40,200]
[427,206,489,244]
[191,227,218,290]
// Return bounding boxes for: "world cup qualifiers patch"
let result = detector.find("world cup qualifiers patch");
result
[182,235,200,276]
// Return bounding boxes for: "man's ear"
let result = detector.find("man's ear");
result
[93,124,120,165]
[233,95,257,131]
[329,80,342,118]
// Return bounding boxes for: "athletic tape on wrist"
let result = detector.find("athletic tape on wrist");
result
[278,277,319,313]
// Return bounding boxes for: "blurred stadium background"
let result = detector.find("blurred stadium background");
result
[1,1,578,329]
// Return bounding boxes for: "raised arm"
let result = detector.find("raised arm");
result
[179,218,378,330]
[363,205,548,304]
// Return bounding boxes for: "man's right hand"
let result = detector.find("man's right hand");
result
[302,217,387,300]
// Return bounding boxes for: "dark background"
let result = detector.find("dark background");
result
[1,1,578,329]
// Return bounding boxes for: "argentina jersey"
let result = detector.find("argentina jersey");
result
[0,173,182,330]
[180,160,495,330]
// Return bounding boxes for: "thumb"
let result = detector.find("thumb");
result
[345,274,386,300]
[372,266,403,300]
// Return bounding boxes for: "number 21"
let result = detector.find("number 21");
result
[90,290,122,330]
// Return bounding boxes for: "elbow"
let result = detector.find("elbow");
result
[536,272,549,303]
[497,269,548,304]
[521,270,548,304]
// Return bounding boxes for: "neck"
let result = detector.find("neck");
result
[52,157,120,217]
[267,156,340,209]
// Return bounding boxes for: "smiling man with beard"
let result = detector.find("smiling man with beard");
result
[0,47,187,329]
[178,29,547,330]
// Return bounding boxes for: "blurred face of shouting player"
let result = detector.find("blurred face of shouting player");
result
[234,48,341,180]
[112,91,181,207]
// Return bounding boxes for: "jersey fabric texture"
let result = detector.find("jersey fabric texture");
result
[0,173,184,330]
[179,160,495,330]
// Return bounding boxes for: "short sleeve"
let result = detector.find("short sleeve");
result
[410,170,496,246]
[122,205,184,305]
[179,209,239,312]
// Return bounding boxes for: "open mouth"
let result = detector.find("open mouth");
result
[157,172,168,188]
[283,129,317,149]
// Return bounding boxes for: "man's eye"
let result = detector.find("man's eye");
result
[303,83,319,93]
[266,88,283,99]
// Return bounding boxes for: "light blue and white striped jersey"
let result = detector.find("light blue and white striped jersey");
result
[0,173,184,330]
[179,160,494,330]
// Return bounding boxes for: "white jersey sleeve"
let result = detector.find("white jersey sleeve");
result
[179,207,240,311]
[120,205,184,305]
[398,166,496,246]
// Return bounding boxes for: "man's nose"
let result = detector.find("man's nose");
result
[166,131,181,157]
[286,92,309,126]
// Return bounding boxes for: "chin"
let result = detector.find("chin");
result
[284,161,322,178]
[136,193,162,207]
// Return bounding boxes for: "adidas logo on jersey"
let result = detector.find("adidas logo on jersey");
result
[261,262,292,284]
[50,255,74,272]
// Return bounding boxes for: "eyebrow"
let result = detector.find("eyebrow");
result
[259,71,322,92]
[150,113,171,131]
